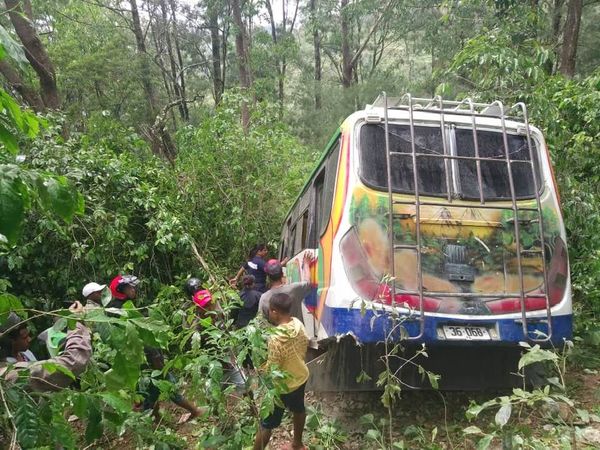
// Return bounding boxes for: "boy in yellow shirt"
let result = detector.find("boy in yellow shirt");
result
[253,293,309,450]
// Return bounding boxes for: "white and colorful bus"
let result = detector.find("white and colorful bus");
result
[281,94,571,389]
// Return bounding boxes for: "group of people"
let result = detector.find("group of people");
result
[231,243,315,450]
[0,242,315,450]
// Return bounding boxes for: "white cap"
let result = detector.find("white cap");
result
[82,282,106,298]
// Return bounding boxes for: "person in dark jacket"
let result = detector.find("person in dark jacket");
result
[236,275,261,329]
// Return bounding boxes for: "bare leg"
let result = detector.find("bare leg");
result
[253,426,272,450]
[174,397,206,418]
[291,411,306,449]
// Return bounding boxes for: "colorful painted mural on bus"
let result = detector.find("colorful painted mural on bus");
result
[347,183,567,315]
[284,249,319,312]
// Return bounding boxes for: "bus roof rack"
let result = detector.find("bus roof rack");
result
[366,94,525,121]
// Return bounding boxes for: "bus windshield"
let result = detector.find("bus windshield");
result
[359,123,541,200]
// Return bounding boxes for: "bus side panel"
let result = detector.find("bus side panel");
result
[314,126,351,322]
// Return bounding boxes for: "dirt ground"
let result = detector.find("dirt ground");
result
[98,368,600,449]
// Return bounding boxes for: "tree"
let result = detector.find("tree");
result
[264,0,300,114]
[309,0,322,109]
[129,0,158,118]
[339,0,395,88]
[559,0,583,77]
[231,0,252,129]
[4,0,60,109]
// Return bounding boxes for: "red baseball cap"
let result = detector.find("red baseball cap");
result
[264,259,283,277]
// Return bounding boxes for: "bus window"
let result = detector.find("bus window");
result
[359,123,541,200]
[360,124,448,196]
[301,209,309,249]
[454,129,541,200]
[290,223,298,256]
[282,217,292,257]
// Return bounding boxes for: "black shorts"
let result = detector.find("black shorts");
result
[260,382,306,430]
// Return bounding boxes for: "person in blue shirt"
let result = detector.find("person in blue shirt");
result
[230,244,289,293]
[230,244,269,292]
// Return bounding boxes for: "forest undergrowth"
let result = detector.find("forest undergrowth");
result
[1,1,600,448]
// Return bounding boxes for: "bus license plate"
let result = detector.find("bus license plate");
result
[443,325,490,340]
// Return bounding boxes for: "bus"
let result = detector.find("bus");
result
[280,94,571,390]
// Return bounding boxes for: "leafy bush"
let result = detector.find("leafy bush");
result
[176,91,316,268]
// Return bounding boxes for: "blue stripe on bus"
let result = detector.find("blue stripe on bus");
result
[318,305,572,346]
[304,288,318,308]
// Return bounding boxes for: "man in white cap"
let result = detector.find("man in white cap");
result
[81,282,106,308]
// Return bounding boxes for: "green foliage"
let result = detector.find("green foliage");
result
[176,91,315,267]
[463,341,581,450]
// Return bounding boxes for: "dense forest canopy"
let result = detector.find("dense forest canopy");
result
[0,0,599,448]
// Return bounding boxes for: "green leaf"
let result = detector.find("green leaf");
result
[0,25,27,66]
[366,428,381,441]
[41,361,76,380]
[494,403,512,428]
[359,413,375,425]
[15,397,39,448]
[518,345,559,370]
[0,292,23,324]
[463,426,484,435]
[85,399,103,443]
[105,322,144,391]
[0,171,26,243]
[101,392,131,413]
[0,123,18,154]
[101,286,112,307]
[477,434,495,450]
[356,369,372,384]
[427,371,440,389]
[36,175,84,222]
[72,393,88,419]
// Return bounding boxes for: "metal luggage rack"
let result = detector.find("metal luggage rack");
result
[378,92,552,343]
[368,94,529,121]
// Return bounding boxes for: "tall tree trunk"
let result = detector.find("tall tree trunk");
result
[208,6,224,105]
[169,0,188,120]
[550,0,564,74]
[5,0,60,109]
[0,59,44,110]
[129,0,158,119]
[340,0,353,88]
[265,0,283,111]
[150,15,177,127]
[310,0,321,109]
[231,0,252,130]
[559,0,582,78]
[160,0,186,121]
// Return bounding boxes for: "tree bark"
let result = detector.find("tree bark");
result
[0,59,44,110]
[559,0,582,78]
[4,0,60,109]
[231,0,252,130]
[208,5,224,105]
[310,0,321,109]
[159,0,186,121]
[149,13,177,127]
[169,0,188,120]
[550,0,564,74]
[340,0,352,88]
[129,0,158,119]
[265,0,282,109]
